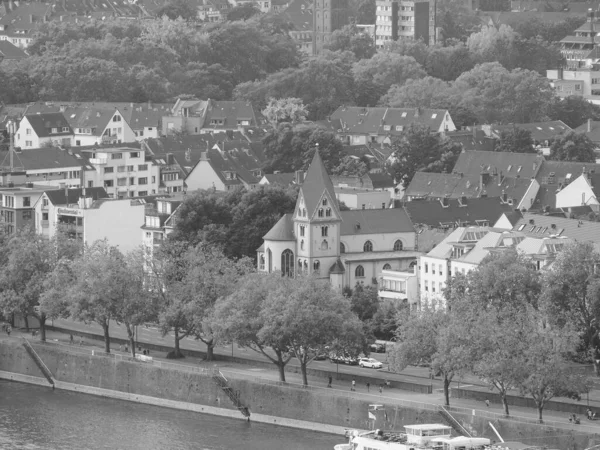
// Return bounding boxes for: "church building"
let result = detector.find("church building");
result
[257,151,420,290]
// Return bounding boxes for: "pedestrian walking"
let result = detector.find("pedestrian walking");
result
[78,337,83,346]
[327,376,332,388]
[366,382,370,392]
[379,384,383,394]
[485,399,490,408]
[69,334,74,345]
[6,325,11,336]
[119,344,123,352]
[351,379,356,391]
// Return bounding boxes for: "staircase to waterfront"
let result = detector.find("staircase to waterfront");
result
[21,338,55,387]
[212,370,250,418]
[439,405,472,437]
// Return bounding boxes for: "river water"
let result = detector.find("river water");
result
[0,380,340,450]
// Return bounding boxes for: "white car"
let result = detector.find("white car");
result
[359,358,383,369]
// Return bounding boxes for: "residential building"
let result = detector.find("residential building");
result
[313,0,349,55]
[257,151,420,299]
[335,186,391,210]
[531,160,600,213]
[150,153,186,195]
[0,184,47,234]
[555,171,600,211]
[0,2,50,48]
[0,40,28,63]
[67,107,136,146]
[445,128,496,152]
[75,144,161,199]
[329,106,456,146]
[162,98,264,136]
[34,190,146,252]
[259,172,301,187]
[184,142,265,191]
[512,212,600,244]
[0,147,85,189]
[276,0,314,55]
[34,187,108,239]
[378,267,418,305]
[197,0,231,22]
[375,0,398,48]
[15,113,73,149]
[452,150,544,180]
[484,121,572,156]
[141,195,184,262]
[332,172,395,191]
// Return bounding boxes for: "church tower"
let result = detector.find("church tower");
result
[293,150,342,279]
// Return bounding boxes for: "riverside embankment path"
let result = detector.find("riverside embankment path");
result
[8,322,600,440]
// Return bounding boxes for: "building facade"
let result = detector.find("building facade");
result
[312,0,349,55]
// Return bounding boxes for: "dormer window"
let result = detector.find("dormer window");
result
[396,126,403,131]
[51,128,58,133]
[431,113,437,119]
[383,125,391,131]
[210,119,224,126]
[318,208,324,217]
[62,127,69,132]
[112,115,122,122]
[322,198,328,206]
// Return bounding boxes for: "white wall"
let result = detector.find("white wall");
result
[517,179,540,211]
[336,191,390,210]
[84,200,145,253]
[185,160,226,191]
[556,175,599,209]
[341,231,415,254]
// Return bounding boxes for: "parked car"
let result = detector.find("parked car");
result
[329,354,359,365]
[369,341,386,353]
[359,357,383,369]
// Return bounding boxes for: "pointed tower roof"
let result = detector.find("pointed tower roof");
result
[300,150,339,218]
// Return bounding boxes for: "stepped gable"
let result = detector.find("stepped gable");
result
[299,150,339,219]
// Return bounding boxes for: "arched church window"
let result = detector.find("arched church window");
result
[383,263,391,270]
[355,265,365,277]
[303,260,308,274]
[321,240,329,250]
[281,249,294,277]
[393,240,403,251]
[313,260,320,274]
[363,240,373,252]
[300,240,305,250]
[318,209,324,217]
[259,254,265,270]
[322,198,328,206]
[340,242,346,253]
[326,208,331,217]
[321,226,328,237]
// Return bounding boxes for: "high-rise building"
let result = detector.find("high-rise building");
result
[313,0,350,55]
[375,0,429,49]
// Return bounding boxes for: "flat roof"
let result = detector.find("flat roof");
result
[405,424,451,430]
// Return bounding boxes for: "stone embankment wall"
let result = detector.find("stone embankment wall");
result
[1,340,600,449]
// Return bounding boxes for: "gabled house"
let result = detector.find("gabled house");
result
[555,171,600,211]
[532,160,600,213]
[445,128,496,152]
[162,98,264,135]
[328,106,457,146]
[184,141,266,191]
[15,113,73,149]
[484,121,572,155]
[512,212,600,244]
[63,107,136,146]
[0,40,28,64]
[259,171,304,187]
[0,183,49,234]
[0,2,50,48]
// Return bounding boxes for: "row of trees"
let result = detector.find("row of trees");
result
[0,229,368,386]
[391,244,600,420]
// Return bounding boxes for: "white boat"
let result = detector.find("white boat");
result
[334,424,492,450]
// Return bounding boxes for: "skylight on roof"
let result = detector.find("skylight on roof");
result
[507,165,512,171]
[431,114,437,119]
[549,127,554,130]
[75,154,81,158]
[518,224,526,231]
[70,114,76,118]
[401,112,407,118]
[536,127,542,130]
[518,166,522,172]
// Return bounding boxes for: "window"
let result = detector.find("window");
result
[51,128,58,133]
[318,208,324,217]
[299,225,305,237]
[104,167,114,174]
[321,240,328,250]
[25,141,32,147]
[425,280,429,291]
[313,260,320,274]
[326,208,331,217]
[117,166,126,173]
[259,254,265,270]
[300,239,305,250]
[117,178,127,186]
[104,180,114,187]
[393,240,403,251]
[432,265,436,275]
[383,263,391,270]
[322,198,328,206]
[138,164,148,171]
[151,176,156,183]
[439,282,443,292]
[4,196,14,208]
[439,264,443,275]
[425,262,428,273]
[26,128,31,135]
[42,212,48,221]
[340,242,345,253]
[355,265,365,278]
[363,241,373,252]
[62,127,69,132]
[22,211,31,220]
[88,181,93,188]
[321,226,328,237]
[129,177,135,185]
[23,197,30,207]
[432,284,436,293]
[127,165,134,172]
[113,115,122,122]
[130,152,139,158]
[111,153,123,160]
[281,249,294,277]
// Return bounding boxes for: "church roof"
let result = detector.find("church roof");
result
[340,209,414,235]
[263,214,295,241]
[330,258,346,274]
[300,150,339,218]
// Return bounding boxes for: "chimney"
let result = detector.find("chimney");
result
[588,118,593,133]
[501,190,508,203]
[166,153,174,165]
[29,14,33,23]
[590,9,595,51]
[497,170,503,185]
[480,172,490,191]
[295,170,304,185]
[440,197,449,208]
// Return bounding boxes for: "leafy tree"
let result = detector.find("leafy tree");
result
[541,242,600,374]
[155,0,198,20]
[380,76,454,109]
[325,24,376,60]
[152,242,252,360]
[496,128,536,154]
[63,240,134,353]
[352,53,426,106]
[349,284,379,322]
[513,16,585,43]
[262,276,365,385]
[262,97,308,125]
[212,273,293,381]
[355,0,376,23]
[388,124,463,188]
[226,3,261,21]
[424,44,475,81]
[390,307,473,406]
[262,123,344,173]
[517,312,589,422]
[235,50,356,119]
[370,300,404,341]
[548,131,596,163]
[331,155,370,177]
[546,96,600,129]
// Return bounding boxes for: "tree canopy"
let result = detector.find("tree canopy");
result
[548,132,596,163]
[495,127,536,154]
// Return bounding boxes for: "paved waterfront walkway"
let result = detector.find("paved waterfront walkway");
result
[5,327,600,443]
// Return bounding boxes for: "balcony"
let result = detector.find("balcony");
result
[102,135,118,143]
[90,157,108,165]
[378,269,417,302]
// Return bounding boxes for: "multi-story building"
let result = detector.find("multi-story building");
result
[375,0,429,49]
[141,195,184,262]
[312,0,349,55]
[75,144,161,199]
[0,184,47,234]
[378,266,419,308]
